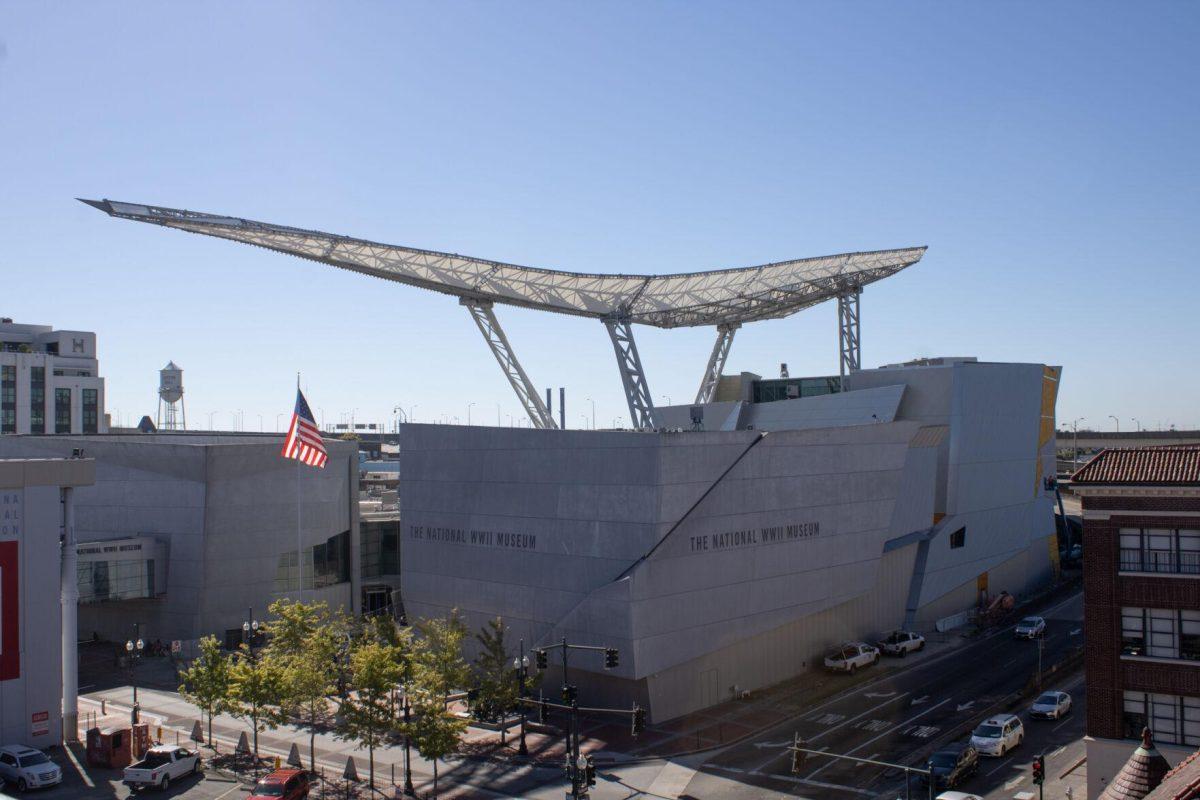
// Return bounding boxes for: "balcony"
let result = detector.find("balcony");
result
[1120,548,1200,575]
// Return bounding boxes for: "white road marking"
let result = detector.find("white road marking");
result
[864,691,897,699]
[1053,715,1076,732]
[753,740,794,749]
[1070,628,1082,636]
[855,719,891,732]
[810,712,847,725]
[807,699,951,779]
[809,692,913,744]
[1052,745,1067,757]
[905,725,940,738]
[957,701,975,711]
[1005,775,1028,790]
[912,695,930,705]
[856,752,881,767]
[985,756,1014,777]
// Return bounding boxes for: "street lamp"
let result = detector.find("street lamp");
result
[242,608,260,657]
[256,414,264,432]
[276,413,285,432]
[207,411,218,430]
[1072,417,1086,469]
[1109,415,1120,433]
[586,398,596,430]
[512,641,531,757]
[467,402,475,426]
[401,688,415,795]
[660,395,672,406]
[1132,417,1142,432]
[125,623,145,724]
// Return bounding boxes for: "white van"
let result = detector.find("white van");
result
[969,714,1024,756]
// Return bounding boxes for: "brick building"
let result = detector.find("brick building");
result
[1076,446,1200,798]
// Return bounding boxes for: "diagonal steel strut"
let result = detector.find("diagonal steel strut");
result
[694,322,740,404]
[837,287,862,382]
[603,314,658,430]
[462,299,557,429]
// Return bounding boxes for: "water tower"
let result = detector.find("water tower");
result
[156,361,186,431]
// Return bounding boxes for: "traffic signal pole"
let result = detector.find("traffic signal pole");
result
[788,737,936,800]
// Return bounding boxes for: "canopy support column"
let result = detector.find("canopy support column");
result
[603,314,658,430]
[462,299,557,429]
[837,287,862,384]
[694,323,740,405]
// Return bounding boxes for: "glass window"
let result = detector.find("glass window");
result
[0,364,15,433]
[1122,608,1145,656]
[55,387,71,433]
[950,528,966,549]
[1149,609,1178,659]
[29,366,44,434]
[82,388,97,434]
[1124,691,1149,739]
[1120,528,1200,575]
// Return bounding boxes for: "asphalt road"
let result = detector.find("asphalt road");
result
[682,590,1085,800]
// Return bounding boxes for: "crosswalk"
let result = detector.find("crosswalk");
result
[806,712,848,725]
[903,724,941,738]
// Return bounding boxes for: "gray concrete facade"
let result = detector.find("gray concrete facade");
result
[0,435,359,648]
[399,359,1061,721]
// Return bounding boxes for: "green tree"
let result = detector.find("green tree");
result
[409,611,471,796]
[261,598,329,659]
[228,648,285,759]
[280,627,338,771]
[338,640,404,789]
[472,617,517,740]
[177,635,232,750]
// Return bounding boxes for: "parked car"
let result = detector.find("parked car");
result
[1014,616,1046,639]
[0,745,62,792]
[122,745,200,791]
[935,793,984,800]
[1030,690,1073,719]
[823,642,880,673]
[923,743,979,789]
[249,769,312,799]
[969,714,1024,757]
[878,630,926,657]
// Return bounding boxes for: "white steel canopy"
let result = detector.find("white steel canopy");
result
[80,199,925,329]
[82,197,926,431]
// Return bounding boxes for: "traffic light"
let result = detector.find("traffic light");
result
[632,705,646,736]
[604,648,619,669]
[535,649,548,670]
[1032,755,1044,785]
[562,684,578,704]
[586,757,597,786]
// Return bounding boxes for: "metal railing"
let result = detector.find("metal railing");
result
[1119,548,1200,575]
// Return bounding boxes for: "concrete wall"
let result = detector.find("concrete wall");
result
[0,435,357,645]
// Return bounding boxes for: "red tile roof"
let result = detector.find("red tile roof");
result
[1072,446,1200,486]
[1102,728,1172,800]
[1146,747,1200,800]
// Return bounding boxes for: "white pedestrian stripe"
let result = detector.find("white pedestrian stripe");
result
[903,724,940,738]
[854,719,892,732]
[808,712,847,725]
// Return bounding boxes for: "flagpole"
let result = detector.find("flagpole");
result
[296,372,303,603]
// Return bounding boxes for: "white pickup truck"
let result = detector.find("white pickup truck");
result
[823,642,880,673]
[123,745,201,791]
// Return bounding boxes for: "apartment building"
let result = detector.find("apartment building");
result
[1077,446,1200,797]
[0,318,106,435]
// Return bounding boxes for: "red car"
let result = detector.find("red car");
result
[249,769,311,799]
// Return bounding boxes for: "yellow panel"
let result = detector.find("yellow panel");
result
[1034,366,1062,495]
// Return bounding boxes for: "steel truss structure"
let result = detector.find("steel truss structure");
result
[694,323,740,405]
[82,199,925,429]
[462,299,557,429]
[837,288,862,380]
[604,314,658,430]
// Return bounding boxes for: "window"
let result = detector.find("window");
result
[29,366,44,433]
[1120,608,1200,662]
[55,387,71,433]
[1120,528,1200,575]
[950,528,966,549]
[0,365,14,433]
[82,388,98,434]
[275,530,352,591]
[361,517,401,578]
[77,558,156,602]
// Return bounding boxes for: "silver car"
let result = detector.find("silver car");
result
[0,745,62,792]
[1014,616,1046,639]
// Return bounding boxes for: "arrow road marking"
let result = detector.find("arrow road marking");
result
[1070,628,1082,636]
[864,691,897,699]
[808,699,951,779]
[911,695,930,705]
[1005,775,1027,790]
[957,701,975,711]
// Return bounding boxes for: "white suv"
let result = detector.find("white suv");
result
[969,714,1024,756]
[0,745,63,791]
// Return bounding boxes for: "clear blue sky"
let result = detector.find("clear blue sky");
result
[1,2,1197,433]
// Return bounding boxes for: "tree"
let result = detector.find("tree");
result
[409,611,471,796]
[338,640,404,789]
[228,648,285,760]
[177,635,232,750]
[260,598,329,659]
[473,617,517,740]
[279,626,338,771]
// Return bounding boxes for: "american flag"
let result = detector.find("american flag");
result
[282,388,327,468]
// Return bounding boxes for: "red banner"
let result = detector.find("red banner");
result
[0,541,18,681]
